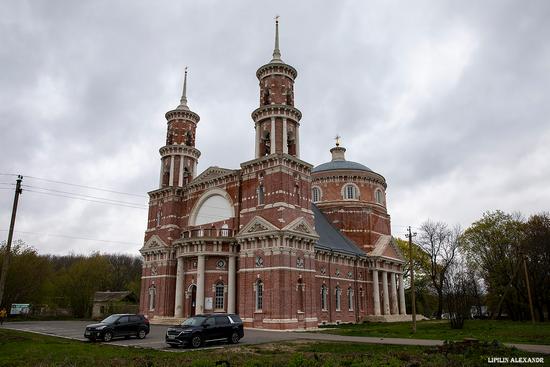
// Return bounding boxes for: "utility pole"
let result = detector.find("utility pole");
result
[522,254,535,324]
[0,175,23,308]
[406,226,417,333]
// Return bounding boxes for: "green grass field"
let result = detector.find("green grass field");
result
[0,328,546,367]
[318,320,550,345]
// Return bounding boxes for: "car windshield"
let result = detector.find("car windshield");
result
[101,315,120,324]
[181,316,205,326]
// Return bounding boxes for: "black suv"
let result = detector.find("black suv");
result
[84,314,150,342]
[165,313,244,348]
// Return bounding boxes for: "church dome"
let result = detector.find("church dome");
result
[312,143,373,173]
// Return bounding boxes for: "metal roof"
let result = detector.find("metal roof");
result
[312,204,365,256]
[312,160,373,173]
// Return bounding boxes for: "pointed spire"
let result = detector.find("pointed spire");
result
[271,15,283,63]
[177,66,189,110]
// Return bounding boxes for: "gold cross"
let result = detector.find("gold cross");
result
[335,135,341,147]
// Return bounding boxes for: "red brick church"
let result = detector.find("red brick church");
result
[139,20,407,329]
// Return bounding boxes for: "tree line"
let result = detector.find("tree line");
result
[397,210,549,326]
[0,240,142,318]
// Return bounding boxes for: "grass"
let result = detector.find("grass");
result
[0,328,547,367]
[317,319,550,345]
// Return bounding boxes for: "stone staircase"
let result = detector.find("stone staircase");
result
[149,316,187,325]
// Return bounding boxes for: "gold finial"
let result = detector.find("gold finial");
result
[335,135,341,147]
[275,15,280,22]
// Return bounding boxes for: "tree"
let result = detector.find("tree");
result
[418,221,461,319]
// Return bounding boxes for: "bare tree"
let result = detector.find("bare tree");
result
[418,221,461,319]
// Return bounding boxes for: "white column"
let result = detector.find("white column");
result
[178,156,184,186]
[270,117,276,154]
[227,255,236,314]
[282,118,288,154]
[193,161,197,179]
[399,273,407,315]
[372,269,380,315]
[174,256,184,318]
[390,272,399,315]
[295,124,300,158]
[382,271,390,315]
[169,155,175,186]
[196,254,205,314]
[255,123,261,158]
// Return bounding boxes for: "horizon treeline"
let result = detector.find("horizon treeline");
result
[0,242,142,318]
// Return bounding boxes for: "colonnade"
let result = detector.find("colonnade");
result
[372,269,407,316]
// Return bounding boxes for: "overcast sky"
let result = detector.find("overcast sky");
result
[1,1,549,255]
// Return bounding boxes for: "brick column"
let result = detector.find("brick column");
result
[227,255,236,314]
[399,273,407,315]
[174,256,184,318]
[372,269,380,315]
[282,118,288,154]
[178,156,184,186]
[382,271,390,315]
[255,123,261,158]
[390,272,398,315]
[295,124,300,158]
[196,254,205,314]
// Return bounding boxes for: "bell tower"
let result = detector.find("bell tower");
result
[253,17,302,158]
[159,68,201,188]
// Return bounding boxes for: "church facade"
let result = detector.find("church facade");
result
[139,21,407,329]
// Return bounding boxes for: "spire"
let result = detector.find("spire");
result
[271,16,283,63]
[177,67,189,110]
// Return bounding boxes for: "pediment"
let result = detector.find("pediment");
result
[141,235,168,252]
[283,217,316,235]
[237,216,279,236]
[369,235,405,261]
[192,166,235,185]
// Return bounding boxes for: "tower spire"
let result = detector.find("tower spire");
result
[177,66,189,110]
[271,15,283,63]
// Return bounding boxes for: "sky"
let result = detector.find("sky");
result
[1,0,549,255]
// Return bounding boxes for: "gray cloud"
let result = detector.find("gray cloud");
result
[1,0,549,254]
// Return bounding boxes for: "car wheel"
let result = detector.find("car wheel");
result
[229,331,240,344]
[137,329,147,339]
[103,331,113,342]
[191,334,202,348]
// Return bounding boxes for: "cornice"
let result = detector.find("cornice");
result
[251,104,302,123]
[159,145,201,159]
[256,62,298,80]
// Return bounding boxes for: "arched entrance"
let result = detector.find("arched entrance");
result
[188,284,197,316]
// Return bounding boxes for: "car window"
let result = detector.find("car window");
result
[215,316,230,326]
[101,315,120,324]
[204,317,215,327]
[182,316,205,326]
[228,314,242,323]
[129,315,140,323]
[118,316,129,323]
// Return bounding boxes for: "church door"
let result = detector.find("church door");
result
[188,284,197,316]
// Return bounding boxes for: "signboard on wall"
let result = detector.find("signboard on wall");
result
[10,304,30,315]
[205,297,213,310]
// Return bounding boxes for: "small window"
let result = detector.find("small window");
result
[312,187,321,203]
[343,184,358,200]
[321,285,328,311]
[375,189,384,204]
[258,185,265,205]
[348,287,354,311]
[256,279,264,310]
[215,283,225,309]
[335,286,341,311]
[148,285,156,311]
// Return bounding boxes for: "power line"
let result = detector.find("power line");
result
[24,189,147,210]
[22,185,147,207]
[0,229,141,246]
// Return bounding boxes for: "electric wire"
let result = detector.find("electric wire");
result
[0,229,140,246]
[24,189,148,210]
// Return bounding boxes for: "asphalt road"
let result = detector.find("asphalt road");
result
[0,320,298,351]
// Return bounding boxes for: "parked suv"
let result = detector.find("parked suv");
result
[84,314,150,342]
[165,314,244,348]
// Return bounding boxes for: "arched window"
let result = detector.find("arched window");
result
[343,184,358,200]
[321,284,328,311]
[348,287,354,311]
[257,184,265,206]
[359,287,364,311]
[297,278,304,312]
[156,210,161,227]
[375,189,384,204]
[215,282,225,310]
[312,187,321,203]
[335,286,341,311]
[185,131,193,146]
[256,279,264,311]
[148,285,156,311]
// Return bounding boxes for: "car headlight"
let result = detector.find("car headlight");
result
[96,326,107,330]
